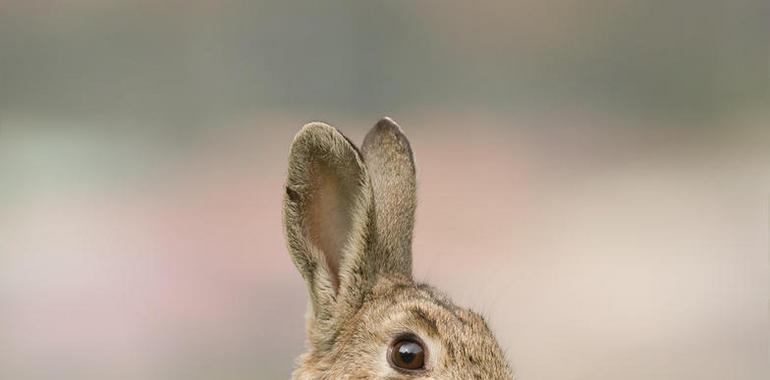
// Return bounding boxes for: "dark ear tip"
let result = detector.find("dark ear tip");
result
[374,117,403,133]
[365,117,410,147]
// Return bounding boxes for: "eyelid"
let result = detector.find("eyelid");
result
[392,331,421,343]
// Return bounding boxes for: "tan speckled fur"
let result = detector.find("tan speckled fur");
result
[283,118,514,379]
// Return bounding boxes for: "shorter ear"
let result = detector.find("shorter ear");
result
[283,122,374,347]
[361,117,416,279]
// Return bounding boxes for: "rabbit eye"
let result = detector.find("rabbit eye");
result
[389,337,426,371]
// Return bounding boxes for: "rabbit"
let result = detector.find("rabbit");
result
[283,117,514,379]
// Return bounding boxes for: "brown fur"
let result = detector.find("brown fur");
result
[283,118,514,379]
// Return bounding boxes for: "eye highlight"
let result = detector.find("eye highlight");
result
[388,335,426,371]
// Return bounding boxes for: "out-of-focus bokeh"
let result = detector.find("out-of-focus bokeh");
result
[1,1,768,379]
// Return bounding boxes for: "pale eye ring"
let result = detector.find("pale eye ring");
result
[388,334,427,372]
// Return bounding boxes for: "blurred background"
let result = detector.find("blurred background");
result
[1,1,768,379]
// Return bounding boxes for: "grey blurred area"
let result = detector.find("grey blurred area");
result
[1,0,767,123]
[1,1,768,380]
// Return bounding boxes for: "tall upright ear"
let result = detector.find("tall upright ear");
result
[283,122,375,345]
[361,117,417,279]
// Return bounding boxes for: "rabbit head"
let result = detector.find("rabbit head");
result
[283,118,513,379]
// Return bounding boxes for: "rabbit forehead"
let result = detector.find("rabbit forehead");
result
[334,279,512,378]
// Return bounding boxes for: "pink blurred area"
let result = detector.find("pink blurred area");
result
[1,119,304,379]
[2,112,768,380]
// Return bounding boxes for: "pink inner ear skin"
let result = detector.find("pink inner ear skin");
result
[307,162,354,291]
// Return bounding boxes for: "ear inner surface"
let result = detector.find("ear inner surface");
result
[307,161,356,289]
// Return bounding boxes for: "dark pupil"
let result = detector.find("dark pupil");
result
[398,342,420,364]
[394,341,424,369]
